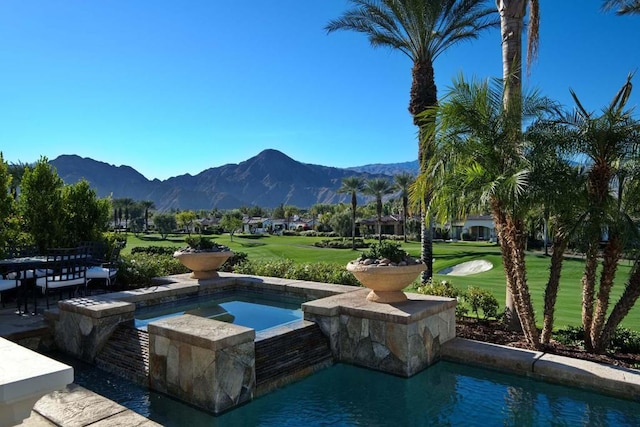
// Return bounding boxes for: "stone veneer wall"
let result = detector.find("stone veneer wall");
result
[303,289,456,377]
[54,298,135,362]
[148,314,255,414]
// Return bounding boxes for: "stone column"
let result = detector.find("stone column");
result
[148,314,255,414]
[55,298,135,362]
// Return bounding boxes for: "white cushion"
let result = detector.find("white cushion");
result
[7,269,52,279]
[86,266,118,280]
[36,276,86,291]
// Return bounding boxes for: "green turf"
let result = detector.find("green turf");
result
[120,233,639,331]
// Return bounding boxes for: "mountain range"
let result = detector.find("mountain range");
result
[49,149,419,211]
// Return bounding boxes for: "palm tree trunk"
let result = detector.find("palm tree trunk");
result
[492,199,540,348]
[581,242,600,351]
[351,193,357,250]
[590,235,623,351]
[411,59,437,283]
[596,261,640,353]
[497,0,526,112]
[541,229,568,344]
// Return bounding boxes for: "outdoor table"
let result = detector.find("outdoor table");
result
[0,256,47,315]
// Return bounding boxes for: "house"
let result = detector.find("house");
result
[449,215,496,241]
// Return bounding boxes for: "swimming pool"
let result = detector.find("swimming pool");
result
[134,291,304,332]
[68,358,640,426]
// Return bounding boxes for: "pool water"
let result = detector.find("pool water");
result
[134,291,303,331]
[67,358,640,426]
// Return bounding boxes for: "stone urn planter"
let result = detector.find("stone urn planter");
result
[347,262,426,303]
[346,241,425,303]
[173,237,233,279]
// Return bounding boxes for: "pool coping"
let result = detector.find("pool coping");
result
[441,337,640,401]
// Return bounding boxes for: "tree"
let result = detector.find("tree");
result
[338,176,365,249]
[363,178,395,243]
[140,200,155,232]
[176,210,197,235]
[0,154,15,250]
[394,172,414,242]
[603,0,640,14]
[427,75,556,349]
[559,75,640,353]
[327,0,497,282]
[496,0,539,330]
[220,211,244,241]
[526,122,588,344]
[7,160,29,200]
[272,203,285,220]
[153,213,177,240]
[18,157,64,253]
[60,180,111,246]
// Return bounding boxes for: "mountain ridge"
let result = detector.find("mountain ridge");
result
[49,149,417,210]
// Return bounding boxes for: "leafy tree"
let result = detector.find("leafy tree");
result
[328,208,352,238]
[153,213,177,239]
[338,176,365,249]
[363,178,395,243]
[394,173,414,242]
[176,210,197,235]
[327,0,497,282]
[18,157,64,252]
[283,205,299,230]
[0,153,15,249]
[59,179,111,246]
[272,203,285,219]
[7,160,29,200]
[220,211,244,241]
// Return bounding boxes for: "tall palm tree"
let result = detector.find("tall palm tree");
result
[363,178,396,243]
[428,75,557,349]
[338,176,365,249]
[394,172,414,242]
[327,0,497,281]
[603,0,640,14]
[496,0,538,330]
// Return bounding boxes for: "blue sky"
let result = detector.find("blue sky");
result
[0,1,637,180]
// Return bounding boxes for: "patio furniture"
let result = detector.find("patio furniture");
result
[80,240,124,290]
[35,247,88,310]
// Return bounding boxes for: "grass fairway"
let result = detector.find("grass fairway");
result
[121,233,639,331]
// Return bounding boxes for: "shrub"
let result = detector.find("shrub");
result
[314,238,368,249]
[361,241,407,263]
[465,286,499,320]
[233,259,360,286]
[415,279,468,318]
[131,246,176,256]
[117,253,188,288]
[611,328,640,353]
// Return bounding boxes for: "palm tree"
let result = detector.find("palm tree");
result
[526,122,588,344]
[140,200,155,232]
[327,0,497,281]
[496,0,539,331]
[363,178,396,243]
[338,176,365,249]
[394,172,414,242]
[427,75,557,349]
[603,0,640,14]
[560,75,640,353]
[7,161,29,200]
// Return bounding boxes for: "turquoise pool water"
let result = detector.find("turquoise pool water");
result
[67,358,640,426]
[134,291,303,331]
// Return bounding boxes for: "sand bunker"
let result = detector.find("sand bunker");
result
[438,260,493,276]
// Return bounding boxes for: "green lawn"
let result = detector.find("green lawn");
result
[121,233,639,331]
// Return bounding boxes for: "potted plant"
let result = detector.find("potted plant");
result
[173,236,234,279]
[346,241,425,303]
